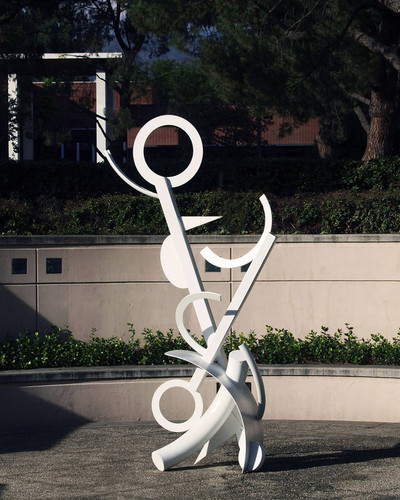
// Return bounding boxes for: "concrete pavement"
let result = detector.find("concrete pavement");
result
[1,420,400,499]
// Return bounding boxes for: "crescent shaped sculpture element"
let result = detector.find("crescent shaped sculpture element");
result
[104,148,158,198]
[175,291,221,355]
[200,194,273,269]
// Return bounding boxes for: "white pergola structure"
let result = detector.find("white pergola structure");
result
[7,52,122,162]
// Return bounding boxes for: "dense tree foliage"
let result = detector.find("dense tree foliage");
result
[149,59,271,147]
[167,0,400,160]
[0,1,113,156]
[131,0,399,160]
[347,1,400,159]
[1,1,400,160]
[0,0,109,57]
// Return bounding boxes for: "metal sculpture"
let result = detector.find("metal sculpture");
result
[106,115,276,472]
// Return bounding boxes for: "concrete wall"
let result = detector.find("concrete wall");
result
[1,234,400,341]
[1,365,399,431]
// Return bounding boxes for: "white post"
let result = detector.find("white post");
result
[96,69,107,162]
[8,74,19,160]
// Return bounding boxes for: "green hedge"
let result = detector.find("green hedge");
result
[1,156,400,235]
[1,156,400,199]
[2,189,400,235]
[1,325,400,369]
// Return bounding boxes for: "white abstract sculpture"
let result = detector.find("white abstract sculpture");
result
[106,115,276,472]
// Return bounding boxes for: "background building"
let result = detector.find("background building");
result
[7,53,319,163]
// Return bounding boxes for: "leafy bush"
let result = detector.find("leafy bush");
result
[2,156,400,235]
[3,188,400,235]
[0,326,141,369]
[0,160,132,200]
[1,324,400,370]
[342,157,400,192]
[0,199,34,235]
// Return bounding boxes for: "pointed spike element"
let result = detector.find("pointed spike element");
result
[160,217,222,288]
[182,216,222,231]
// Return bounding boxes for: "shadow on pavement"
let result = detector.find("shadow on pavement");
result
[0,388,90,454]
[170,460,238,471]
[0,427,82,455]
[163,444,400,474]
[261,444,400,473]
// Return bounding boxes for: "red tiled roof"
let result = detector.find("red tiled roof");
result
[263,117,319,145]
[34,81,96,112]
[127,126,179,147]
[33,81,319,147]
[113,87,153,108]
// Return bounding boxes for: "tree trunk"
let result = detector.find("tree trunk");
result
[315,108,340,159]
[359,9,399,161]
[362,88,395,161]
[315,133,336,159]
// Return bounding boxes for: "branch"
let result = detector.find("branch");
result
[91,0,109,17]
[285,0,324,36]
[250,0,286,18]
[338,83,370,132]
[375,0,400,13]
[347,90,371,106]
[353,105,370,133]
[105,0,130,53]
[250,0,321,38]
[95,118,115,160]
[250,0,301,32]
[349,26,400,72]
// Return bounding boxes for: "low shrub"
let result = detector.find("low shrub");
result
[1,324,399,370]
[2,156,400,235]
[0,327,141,369]
[3,156,399,198]
[3,189,400,235]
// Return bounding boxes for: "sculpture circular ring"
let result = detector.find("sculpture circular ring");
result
[133,115,203,187]
[151,379,204,433]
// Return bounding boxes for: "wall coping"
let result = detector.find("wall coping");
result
[1,364,399,384]
[1,234,400,247]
